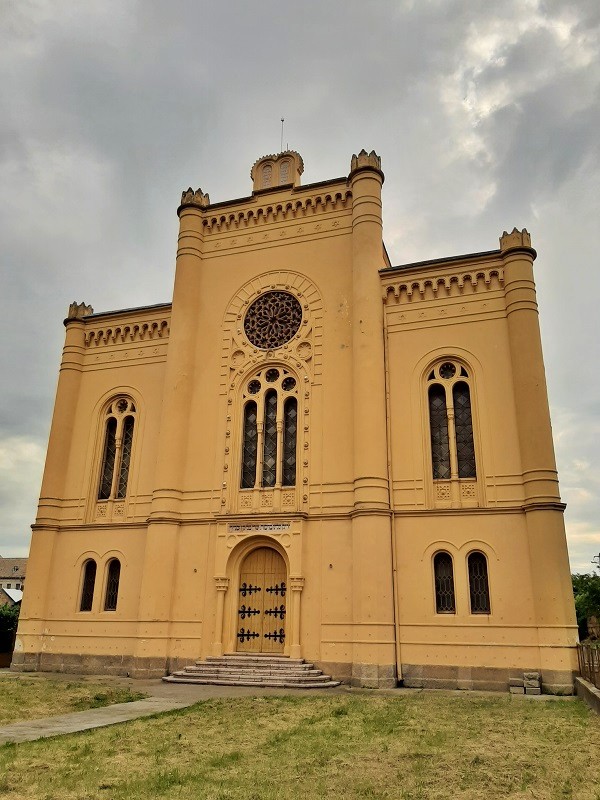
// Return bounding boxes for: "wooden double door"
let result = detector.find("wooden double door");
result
[237,547,287,654]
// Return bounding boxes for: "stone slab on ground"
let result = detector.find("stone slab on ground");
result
[0,697,190,744]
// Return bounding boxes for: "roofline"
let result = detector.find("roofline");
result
[203,176,349,213]
[83,302,172,322]
[380,248,502,274]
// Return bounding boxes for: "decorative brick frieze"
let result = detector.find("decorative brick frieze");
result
[383,267,503,305]
[84,319,170,347]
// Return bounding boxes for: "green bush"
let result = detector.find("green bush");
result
[572,572,600,641]
[0,604,20,653]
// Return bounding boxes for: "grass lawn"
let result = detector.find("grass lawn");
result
[1,692,599,799]
[0,674,145,724]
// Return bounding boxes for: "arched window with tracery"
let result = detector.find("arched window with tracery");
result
[98,397,136,501]
[104,559,121,611]
[433,552,456,613]
[468,551,491,613]
[427,361,477,504]
[79,559,97,612]
[240,368,298,490]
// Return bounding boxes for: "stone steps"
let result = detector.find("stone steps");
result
[163,654,340,689]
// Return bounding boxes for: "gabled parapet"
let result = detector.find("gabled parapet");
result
[251,150,304,191]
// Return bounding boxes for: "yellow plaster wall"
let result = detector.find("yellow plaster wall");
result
[15,151,577,691]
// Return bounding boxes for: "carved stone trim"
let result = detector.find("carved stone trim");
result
[382,268,503,304]
[289,577,305,592]
[215,577,230,592]
[202,191,351,236]
[85,320,170,347]
[68,301,94,319]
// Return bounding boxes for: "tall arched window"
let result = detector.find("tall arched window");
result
[80,559,97,612]
[241,402,258,489]
[468,552,490,613]
[240,368,298,489]
[98,397,136,501]
[104,559,121,611]
[433,552,456,613]
[427,361,477,482]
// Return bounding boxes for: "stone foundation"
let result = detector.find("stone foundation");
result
[11,652,575,694]
[10,651,170,679]
[400,663,575,694]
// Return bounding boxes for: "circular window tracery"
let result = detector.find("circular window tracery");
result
[244,291,303,350]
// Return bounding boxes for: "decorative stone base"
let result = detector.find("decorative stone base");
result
[10,651,173,679]
[314,661,397,688]
[400,663,575,695]
[351,662,397,689]
[11,653,573,694]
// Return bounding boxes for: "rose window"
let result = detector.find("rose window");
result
[244,291,303,350]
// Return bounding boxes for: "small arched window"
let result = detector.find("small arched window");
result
[427,361,476,481]
[468,552,490,613]
[80,560,97,612]
[104,559,121,611]
[262,164,273,188]
[240,368,298,489]
[279,160,290,184]
[98,397,136,501]
[433,552,455,613]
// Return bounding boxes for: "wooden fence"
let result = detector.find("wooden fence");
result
[578,644,600,689]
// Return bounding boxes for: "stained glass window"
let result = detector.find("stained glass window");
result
[98,418,117,500]
[282,398,297,486]
[434,552,455,613]
[262,391,278,487]
[468,552,490,613]
[239,368,299,493]
[98,398,136,503]
[116,416,134,498]
[80,560,96,612]
[241,401,258,489]
[429,385,450,480]
[104,559,121,611]
[453,382,476,478]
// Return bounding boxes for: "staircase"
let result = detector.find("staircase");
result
[163,654,341,689]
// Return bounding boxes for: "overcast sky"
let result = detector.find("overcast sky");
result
[1,1,599,572]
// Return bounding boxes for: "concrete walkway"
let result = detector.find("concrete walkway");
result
[0,697,191,744]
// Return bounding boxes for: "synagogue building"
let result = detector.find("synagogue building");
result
[14,149,577,691]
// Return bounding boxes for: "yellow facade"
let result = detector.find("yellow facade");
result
[14,150,578,691]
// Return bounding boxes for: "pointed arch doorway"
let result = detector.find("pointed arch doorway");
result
[237,547,287,654]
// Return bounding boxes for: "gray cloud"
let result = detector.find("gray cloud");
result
[1,0,598,569]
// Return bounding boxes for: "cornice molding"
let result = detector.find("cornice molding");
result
[382,267,504,304]
[84,319,170,347]
[201,190,352,235]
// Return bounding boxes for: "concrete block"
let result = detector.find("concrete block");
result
[509,686,525,694]
[525,687,542,695]
[509,677,524,687]
[523,672,540,681]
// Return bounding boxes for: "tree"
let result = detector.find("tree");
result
[572,572,600,641]
[0,603,20,653]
